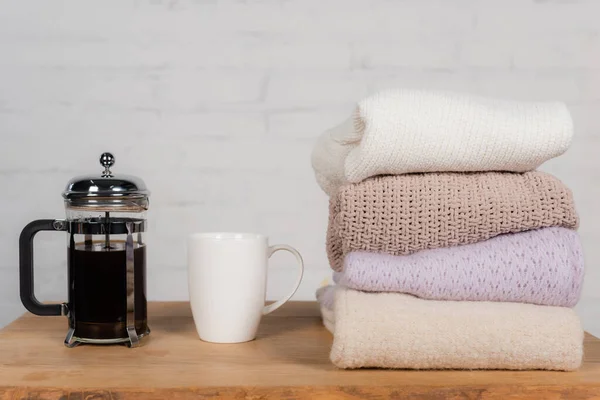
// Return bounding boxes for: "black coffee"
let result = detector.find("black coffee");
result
[68,240,147,340]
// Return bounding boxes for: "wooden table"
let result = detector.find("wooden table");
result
[0,302,599,399]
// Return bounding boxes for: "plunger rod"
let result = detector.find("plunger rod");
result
[105,211,110,249]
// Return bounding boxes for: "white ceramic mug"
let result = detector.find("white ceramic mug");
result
[187,232,304,343]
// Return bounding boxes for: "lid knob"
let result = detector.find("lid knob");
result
[100,152,115,177]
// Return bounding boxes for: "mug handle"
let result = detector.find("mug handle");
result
[19,219,69,316]
[263,244,304,315]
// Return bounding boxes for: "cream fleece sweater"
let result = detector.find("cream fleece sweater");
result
[316,286,583,371]
[311,89,573,195]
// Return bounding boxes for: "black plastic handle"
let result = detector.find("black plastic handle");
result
[19,219,67,316]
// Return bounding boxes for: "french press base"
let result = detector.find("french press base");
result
[19,153,151,348]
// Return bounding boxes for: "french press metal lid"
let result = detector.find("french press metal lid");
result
[19,153,151,348]
[63,152,149,209]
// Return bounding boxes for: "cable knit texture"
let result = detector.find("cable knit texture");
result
[335,228,584,307]
[311,89,573,196]
[317,285,583,371]
[327,171,578,271]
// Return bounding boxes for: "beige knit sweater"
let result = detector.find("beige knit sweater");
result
[327,171,578,271]
[318,286,583,371]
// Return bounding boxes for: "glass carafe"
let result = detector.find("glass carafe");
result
[19,153,150,347]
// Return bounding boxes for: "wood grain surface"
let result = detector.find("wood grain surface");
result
[0,302,599,399]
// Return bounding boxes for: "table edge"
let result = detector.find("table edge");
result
[2,383,600,399]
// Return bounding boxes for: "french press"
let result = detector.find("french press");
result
[19,153,150,347]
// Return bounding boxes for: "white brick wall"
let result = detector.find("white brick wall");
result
[1,0,599,335]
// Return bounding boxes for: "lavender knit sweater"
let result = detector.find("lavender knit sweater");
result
[334,227,584,307]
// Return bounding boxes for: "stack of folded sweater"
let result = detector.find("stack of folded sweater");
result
[311,89,584,371]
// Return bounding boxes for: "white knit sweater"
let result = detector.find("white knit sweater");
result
[311,89,573,195]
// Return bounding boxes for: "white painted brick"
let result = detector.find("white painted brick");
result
[372,70,581,103]
[353,37,459,69]
[0,269,19,303]
[576,296,600,337]
[0,131,137,171]
[146,165,320,211]
[368,70,480,94]
[0,257,66,304]
[233,41,351,70]
[0,39,351,70]
[577,232,600,291]
[0,68,161,111]
[147,268,189,301]
[367,1,476,34]
[565,104,600,138]
[266,266,330,301]
[112,0,476,42]
[146,236,188,271]
[267,109,351,139]
[0,110,266,159]
[206,2,293,33]
[160,112,267,138]
[217,0,475,39]
[540,133,600,181]
[183,137,313,172]
[579,72,600,102]
[0,173,71,214]
[211,2,372,39]
[147,170,250,210]
[122,136,313,175]
[459,38,514,68]
[0,304,23,329]
[474,0,600,33]
[0,68,90,112]
[1,0,600,327]
[0,109,162,140]
[187,39,352,70]
[473,70,581,103]
[513,33,600,68]
[266,74,368,108]
[0,68,265,111]
[158,70,265,109]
